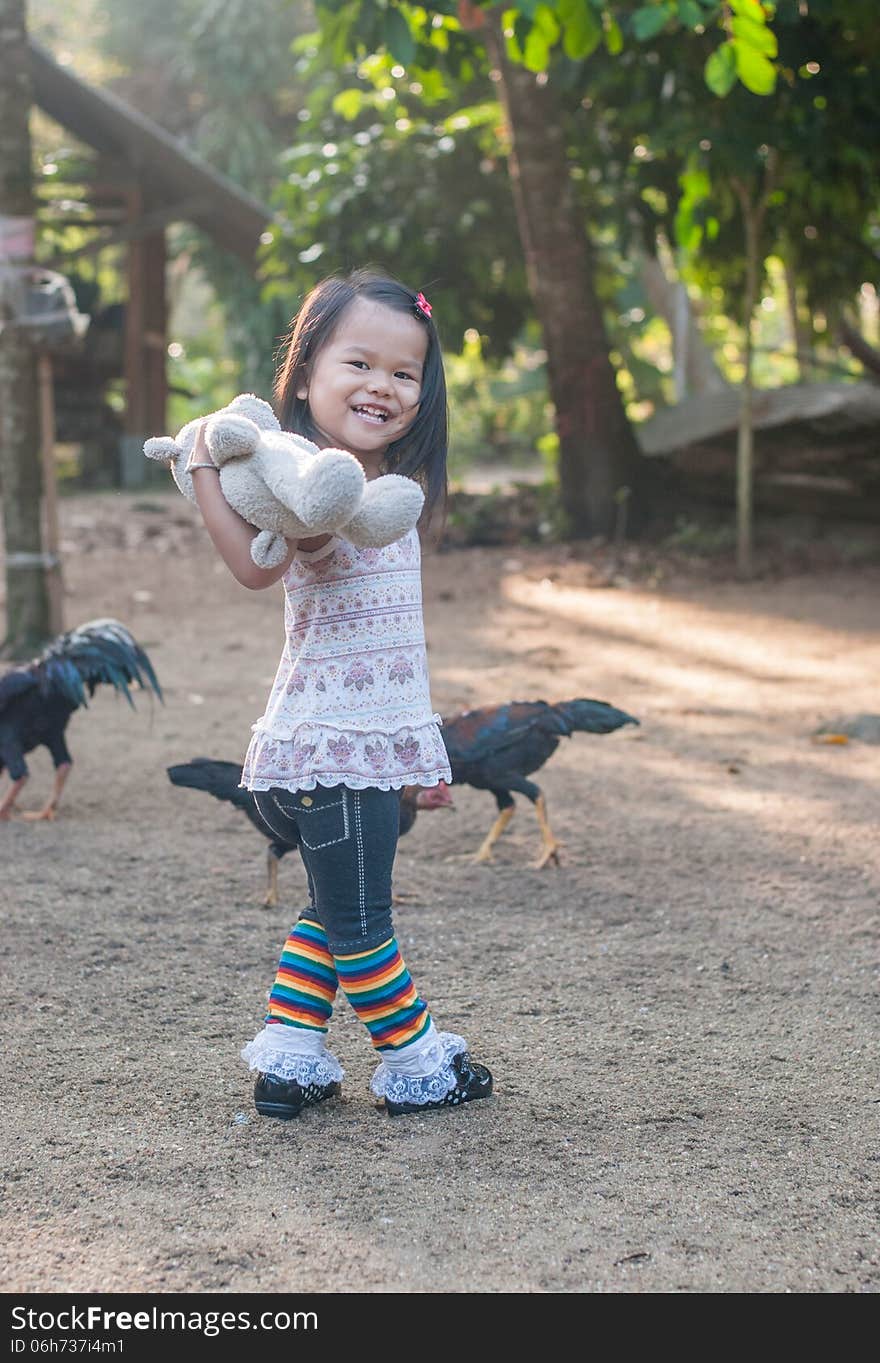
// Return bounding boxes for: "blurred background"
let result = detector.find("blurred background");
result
[2,0,879,651]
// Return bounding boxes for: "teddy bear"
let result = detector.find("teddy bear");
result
[143,393,425,568]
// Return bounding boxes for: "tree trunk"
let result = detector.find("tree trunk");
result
[0,0,50,657]
[639,244,731,397]
[486,19,645,537]
[732,155,777,579]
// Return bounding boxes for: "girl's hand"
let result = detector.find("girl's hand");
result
[185,420,218,473]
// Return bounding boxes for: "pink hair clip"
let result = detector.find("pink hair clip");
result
[414,291,433,319]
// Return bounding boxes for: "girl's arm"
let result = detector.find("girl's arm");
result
[187,421,329,589]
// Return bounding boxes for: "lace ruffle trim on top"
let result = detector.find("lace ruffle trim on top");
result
[369,1031,469,1106]
[242,771,451,793]
[241,1024,344,1086]
[240,716,452,793]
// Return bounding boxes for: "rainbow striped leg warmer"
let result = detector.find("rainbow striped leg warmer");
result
[240,919,344,1086]
[334,936,432,1052]
[266,917,338,1031]
[335,937,474,1107]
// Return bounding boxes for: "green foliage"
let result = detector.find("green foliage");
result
[730,14,777,60]
[632,5,675,43]
[33,0,880,488]
[262,47,530,361]
[704,42,737,96]
[308,2,778,99]
[675,161,713,252]
[558,0,602,60]
[287,1,793,394]
[167,341,238,433]
[671,9,880,323]
[663,514,738,555]
[733,38,776,94]
[417,1,779,95]
[561,3,880,341]
[288,0,873,432]
[444,328,555,472]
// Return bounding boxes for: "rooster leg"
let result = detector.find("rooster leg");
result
[473,805,515,863]
[263,850,279,909]
[0,775,27,820]
[392,889,423,905]
[20,763,71,822]
[532,794,564,869]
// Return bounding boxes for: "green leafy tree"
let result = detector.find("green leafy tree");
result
[296,0,781,535]
[618,1,880,570]
[263,49,530,359]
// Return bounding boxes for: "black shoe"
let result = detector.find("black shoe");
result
[384,1051,493,1117]
[253,1071,341,1121]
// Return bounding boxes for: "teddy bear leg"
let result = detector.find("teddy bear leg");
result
[206,415,262,466]
[250,530,290,569]
[342,475,426,548]
[264,448,366,536]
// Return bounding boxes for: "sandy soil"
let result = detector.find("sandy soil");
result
[2,488,879,1295]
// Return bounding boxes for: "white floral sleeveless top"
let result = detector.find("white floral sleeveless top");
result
[240,529,452,793]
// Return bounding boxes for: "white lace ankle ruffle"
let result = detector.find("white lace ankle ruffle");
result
[369,1028,468,1106]
[241,1023,344,1086]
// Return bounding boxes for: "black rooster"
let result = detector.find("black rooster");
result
[407,697,639,867]
[167,757,420,908]
[169,696,637,902]
[0,618,163,821]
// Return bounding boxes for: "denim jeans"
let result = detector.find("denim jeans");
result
[253,784,400,953]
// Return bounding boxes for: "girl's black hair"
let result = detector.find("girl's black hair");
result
[273,267,448,530]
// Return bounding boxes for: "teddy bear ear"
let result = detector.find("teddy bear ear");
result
[143,436,180,464]
[227,393,280,430]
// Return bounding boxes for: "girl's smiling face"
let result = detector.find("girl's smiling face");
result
[296,297,427,475]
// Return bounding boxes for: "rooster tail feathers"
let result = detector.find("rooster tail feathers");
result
[42,657,89,709]
[553,698,639,735]
[167,758,252,809]
[128,640,163,704]
[38,619,163,709]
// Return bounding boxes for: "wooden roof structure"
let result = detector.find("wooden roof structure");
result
[637,381,880,458]
[30,40,273,261]
[636,380,880,520]
[29,39,275,444]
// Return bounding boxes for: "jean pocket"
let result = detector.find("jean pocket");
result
[294,790,350,850]
[254,791,300,843]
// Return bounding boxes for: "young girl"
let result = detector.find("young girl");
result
[187,268,493,1119]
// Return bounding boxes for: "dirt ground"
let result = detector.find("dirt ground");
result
[2,487,879,1295]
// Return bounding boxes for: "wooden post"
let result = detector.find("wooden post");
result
[124,186,146,438]
[122,189,167,483]
[142,229,167,436]
[37,351,64,634]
